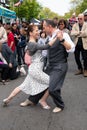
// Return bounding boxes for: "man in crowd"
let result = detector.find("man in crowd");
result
[84,12,87,22]
[71,13,87,77]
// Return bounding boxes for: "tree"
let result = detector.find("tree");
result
[39,7,59,19]
[64,0,87,19]
[10,0,42,21]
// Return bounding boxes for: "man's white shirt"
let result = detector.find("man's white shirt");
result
[49,29,75,53]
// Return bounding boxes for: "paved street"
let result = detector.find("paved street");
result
[0,53,87,130]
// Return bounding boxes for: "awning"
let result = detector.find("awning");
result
[0,5,16,19]
[30,18,40,25]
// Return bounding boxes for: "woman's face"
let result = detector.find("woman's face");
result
[20,28,24,34]
[41,32,46,38]
[59,22,65,30]
[13,24,17,30]
[31,26,39,40]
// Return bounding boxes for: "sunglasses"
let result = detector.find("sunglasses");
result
[78,18,82,20]
[59,23,64,25]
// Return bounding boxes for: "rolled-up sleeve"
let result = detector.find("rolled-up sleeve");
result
[63,33,75,53]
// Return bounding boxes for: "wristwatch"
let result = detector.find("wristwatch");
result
[60,39,65,43]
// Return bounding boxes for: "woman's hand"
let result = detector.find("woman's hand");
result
[9,63,13,68]
[57,31,63,41]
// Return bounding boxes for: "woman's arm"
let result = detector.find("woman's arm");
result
[36,36,57,50]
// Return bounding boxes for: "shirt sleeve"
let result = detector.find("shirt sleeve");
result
[63,33,75,53]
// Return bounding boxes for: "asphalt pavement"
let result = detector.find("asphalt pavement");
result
[0,53,87,130]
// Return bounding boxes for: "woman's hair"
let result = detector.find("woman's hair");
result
[40,31,46,38]
[20,27,27,35]
[6,25,11,30]
[27,24,37,41]
[27,24,37,36]
[58,19,67,28]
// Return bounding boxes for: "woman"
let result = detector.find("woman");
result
[58,19,70,34]
[17,27,27,65]
[3,24,57,109]
[6,25,16,56]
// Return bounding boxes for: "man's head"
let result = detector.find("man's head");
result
[84,12,87,22]
[53,17,58,27]
[72,12,76,18]
[78,13,84,25]
[43,19,57,36]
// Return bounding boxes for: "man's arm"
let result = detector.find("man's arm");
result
[57,31,72,50]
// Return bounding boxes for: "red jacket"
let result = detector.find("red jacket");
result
[7,32,15,52]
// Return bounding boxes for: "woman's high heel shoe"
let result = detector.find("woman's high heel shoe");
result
[3,98,9,107]
[39,101,51,110]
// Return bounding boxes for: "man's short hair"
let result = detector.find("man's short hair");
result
[44,19,57,28]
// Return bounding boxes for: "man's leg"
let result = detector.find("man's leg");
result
[49,63,67,111]
[82,49,87,77]
[74,44,83,71]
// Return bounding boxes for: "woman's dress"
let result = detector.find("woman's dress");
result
[19,42,49,95]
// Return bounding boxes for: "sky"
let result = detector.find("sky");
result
[37,0,71,16]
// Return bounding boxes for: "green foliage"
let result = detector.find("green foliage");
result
[9,0,87,21]
[64,0,87,19]
[39,7,59,19]
[9,0,42,21]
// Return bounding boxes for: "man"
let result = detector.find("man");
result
[42,19,75,113]
[53,17,58,28]
[84,12,87,22]
[71,13,87,77]
[0,43,20,81]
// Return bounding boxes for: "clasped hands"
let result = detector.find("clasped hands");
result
[56,31,64,41]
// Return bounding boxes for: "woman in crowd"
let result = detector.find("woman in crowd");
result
[6,25,16,56]
[17,27,27,65]
[38,31,47,58]
[3,24,57,109]
[58,19,70,34]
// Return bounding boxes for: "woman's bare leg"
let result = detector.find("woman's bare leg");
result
[39,90,50,109]
[3,87,21,104]
[40,90,49,102]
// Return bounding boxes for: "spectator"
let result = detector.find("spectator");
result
[58,19,70,34]
[0,43,20,82]
[6,25,16,55]
[84,12,87,22]
[38,31,47,57]
[53,17,58,28]
[17,27,27,65]
[68,13,77,31]
[0,20,7,44]
[71,13,87,77]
